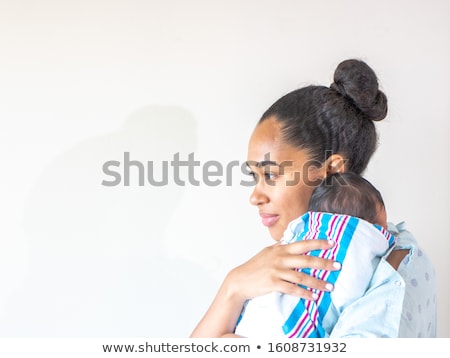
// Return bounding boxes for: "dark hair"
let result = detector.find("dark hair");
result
[259,59,388,174]
[308,172,385,224]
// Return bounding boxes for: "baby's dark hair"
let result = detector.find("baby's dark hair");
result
[308,172,385,224]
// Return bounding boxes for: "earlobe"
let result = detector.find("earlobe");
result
[326,154,346,175]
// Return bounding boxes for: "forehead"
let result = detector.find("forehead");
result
[247,117,308,163]
[249,117,282,147]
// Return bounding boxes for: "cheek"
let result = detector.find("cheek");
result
[270,185,313,241]
[278,183,314,222]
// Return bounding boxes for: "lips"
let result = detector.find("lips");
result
[259,213,280,227]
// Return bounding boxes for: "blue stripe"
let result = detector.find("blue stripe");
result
[282,300,307,334]
[317,215,357,321]
[282,212,359,337]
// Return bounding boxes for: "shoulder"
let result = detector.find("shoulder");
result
[384,221,415,270]
[387,221,416,247]
[386,221,434,271]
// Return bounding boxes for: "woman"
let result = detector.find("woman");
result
[190,59,437,338]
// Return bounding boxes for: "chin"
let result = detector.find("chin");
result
[269,227,283,242]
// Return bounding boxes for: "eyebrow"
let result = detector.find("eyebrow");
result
[245,160,279,168]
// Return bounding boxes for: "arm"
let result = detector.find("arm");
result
[190,239,340,338]
[386,249,409,270]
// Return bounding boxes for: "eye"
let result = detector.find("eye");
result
[264,172,277,181]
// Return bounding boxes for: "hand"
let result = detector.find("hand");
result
[225,239,340,301]
[190,239,340,338]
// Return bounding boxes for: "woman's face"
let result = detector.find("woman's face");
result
[247,116,326,241]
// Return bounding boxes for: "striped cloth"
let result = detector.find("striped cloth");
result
[234,211,396,338]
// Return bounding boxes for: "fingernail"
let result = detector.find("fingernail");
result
[325,283,334,291]
[311,293,319,300]
[328,240,335,246]
[333,261,341,269]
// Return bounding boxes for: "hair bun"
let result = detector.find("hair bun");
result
[330,59,388,122]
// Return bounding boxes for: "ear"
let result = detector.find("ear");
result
[325,154,346,175]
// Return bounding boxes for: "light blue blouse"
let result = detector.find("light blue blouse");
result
[329,221,437,337]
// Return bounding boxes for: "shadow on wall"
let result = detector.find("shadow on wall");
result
[2,105,215,337]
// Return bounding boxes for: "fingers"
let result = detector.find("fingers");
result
[274,269,336,300]
[279,270,333,291]
[269,240,341,299]
[281,254,341,272]
[274,279,325,300]
[274,240,341,271]
[283,239,335,255]
[228,240,341,300]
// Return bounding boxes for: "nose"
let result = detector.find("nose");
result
[249,181,269,206]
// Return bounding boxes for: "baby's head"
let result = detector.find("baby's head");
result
[308,172,387,228]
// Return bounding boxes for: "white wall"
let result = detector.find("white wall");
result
[0,0,448,337]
